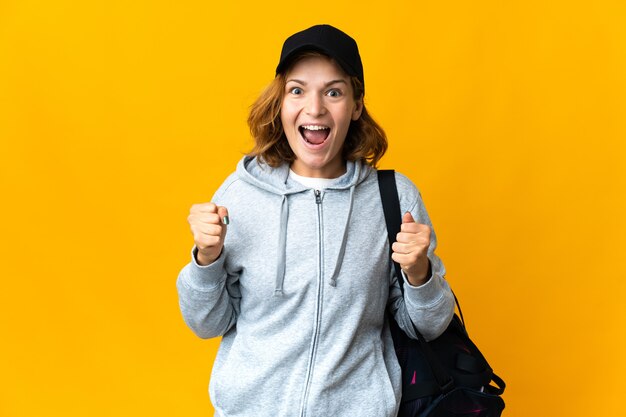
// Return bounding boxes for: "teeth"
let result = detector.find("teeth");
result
[302,125,329,131]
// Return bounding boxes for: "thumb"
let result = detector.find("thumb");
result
[217,206,230,225]
[402,211,415,224]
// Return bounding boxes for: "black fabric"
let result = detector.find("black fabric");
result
[416,387,506,417]
[377,170,506,417]
[275,24,364,89]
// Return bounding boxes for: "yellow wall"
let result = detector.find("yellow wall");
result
[1,1,624,416]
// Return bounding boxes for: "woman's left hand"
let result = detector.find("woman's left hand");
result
[391,212,431,286]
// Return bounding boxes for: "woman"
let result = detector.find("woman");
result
[177,24,455,417]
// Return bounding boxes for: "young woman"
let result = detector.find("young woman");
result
[177,24,455,417]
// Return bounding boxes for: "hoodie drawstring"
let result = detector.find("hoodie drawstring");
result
[274,184,356,295]
[274,195,289,296]
[329,184,355,287]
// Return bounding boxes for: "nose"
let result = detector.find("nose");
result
[305,93,326,117]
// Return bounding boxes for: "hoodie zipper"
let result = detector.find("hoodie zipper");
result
[299,189,325,417]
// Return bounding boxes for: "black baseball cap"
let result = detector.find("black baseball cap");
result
[276,24,364,90]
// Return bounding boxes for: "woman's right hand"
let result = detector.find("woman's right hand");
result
[188,203,229,266]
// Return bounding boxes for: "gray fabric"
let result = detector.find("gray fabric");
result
[176,156,455,417]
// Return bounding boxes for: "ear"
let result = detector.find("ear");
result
[352,95,364,121]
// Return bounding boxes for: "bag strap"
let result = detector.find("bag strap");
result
[377,169,404,286]
[377,169,455,393]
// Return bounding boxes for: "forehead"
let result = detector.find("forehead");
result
[284,55,350,81]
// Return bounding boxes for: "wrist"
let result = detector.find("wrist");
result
[195,249,218,266]
[406,260,432,286]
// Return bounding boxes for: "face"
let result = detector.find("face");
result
[281,55,363,178]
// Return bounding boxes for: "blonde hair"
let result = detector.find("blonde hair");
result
[247,52,387,167]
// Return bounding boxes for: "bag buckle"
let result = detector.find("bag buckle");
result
[440,377,454,393]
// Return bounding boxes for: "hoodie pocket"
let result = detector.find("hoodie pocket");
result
[371,340,399,416]
[211,342,261,415]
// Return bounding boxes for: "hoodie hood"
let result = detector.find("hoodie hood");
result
[236,156,372,295]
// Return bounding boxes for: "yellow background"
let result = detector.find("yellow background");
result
[1,0,625,416]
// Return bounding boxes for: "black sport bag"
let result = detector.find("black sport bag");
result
[378,170,506,417]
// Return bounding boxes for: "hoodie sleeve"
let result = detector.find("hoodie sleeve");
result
[176,246,241,339]
[387,173,455,341]
[176,174,242,339]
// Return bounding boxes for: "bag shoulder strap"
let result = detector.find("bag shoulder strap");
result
[377,169,455,392]
[377,169,405,289]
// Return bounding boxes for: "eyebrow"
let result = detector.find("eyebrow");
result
[286,79,348,87]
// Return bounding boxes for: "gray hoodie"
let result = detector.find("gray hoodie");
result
[177,156,455,417]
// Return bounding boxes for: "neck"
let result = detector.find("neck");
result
[290,161,346,179]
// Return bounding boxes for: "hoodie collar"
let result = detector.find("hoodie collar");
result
[237,155,370,195]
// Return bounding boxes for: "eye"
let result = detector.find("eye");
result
[326,89,342,97]
[289,87,303,95]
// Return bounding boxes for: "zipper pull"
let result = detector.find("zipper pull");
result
[314,189,322,204]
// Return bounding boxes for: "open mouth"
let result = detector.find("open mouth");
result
[299,125,331,145]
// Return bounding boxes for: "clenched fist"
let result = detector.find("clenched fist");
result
[391,212,432,286]
[188,202,229,266]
